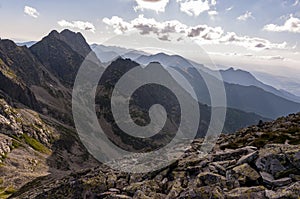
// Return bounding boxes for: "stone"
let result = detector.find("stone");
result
[237,151,259,165]
[109,188,121,193]
[261,172,292,188]
[133,190,152,199]
[232,163,260,185]
[180,186,224,199]
[285,149,300,169]
[123,180,161,196]
[225,186,266,199]
[256,154,287,178]
[210,162,226,176]
[265,182,300,199]
[213,146,257,162]
[197,172,226,186]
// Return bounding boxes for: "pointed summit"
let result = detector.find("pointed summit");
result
[30,29,98,87]
[59,29,91,57]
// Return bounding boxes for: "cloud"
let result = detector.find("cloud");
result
[24,6,39,18]
[176,0,216,16]
[134,0,170,12]
[226,6,234,11]
[208,10,218,16]
[293,0,299,6]
[58,20,96,32]
[237,11,254,21]
[103,16,134,34]
[209,52,286,61]
[263,15,300,33]
[219,32,287,50]
[103,15,288,50]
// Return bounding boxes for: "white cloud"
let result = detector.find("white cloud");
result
[263,15,300,33]
[219,32,287,50]
[226,6,234,11]
[237,11,254,21]
[103,15,287,50]
[176,0,216,16]
[24,6,39,18]
[208,52,287,61]
[209,52,286,61]
[102,16,131,34]
[208,10,218,16]
[293,0,299,6]
[58,20,96,32]
[134,0,170,12]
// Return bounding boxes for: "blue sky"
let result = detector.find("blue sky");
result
[0,0,300,82]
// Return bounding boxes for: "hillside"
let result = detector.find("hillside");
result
[11,112,300,199]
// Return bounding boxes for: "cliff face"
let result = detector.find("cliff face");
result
[11,113,300,199]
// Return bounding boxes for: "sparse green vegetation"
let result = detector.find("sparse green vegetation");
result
[251,132,291,148]
[0,186,16,199]
[22,134,51,155]
[11,140,21,149]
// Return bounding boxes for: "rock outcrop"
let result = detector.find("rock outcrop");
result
[11,113,300,199]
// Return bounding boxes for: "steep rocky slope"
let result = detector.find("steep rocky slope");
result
[11,113,300,199]
[0,97,98,199]
[0,98,55,198]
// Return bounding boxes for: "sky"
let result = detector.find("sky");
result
[0,0,300,90]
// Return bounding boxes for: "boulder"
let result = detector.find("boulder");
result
[197,172,226,186]
[225,186,266,199]
[213,146,256,162]
[256,144,300,179]
[232,163,261,185]
[285,149,300,169]
[265,182,300,199]
[261,172,292,188]
[237,151,259,165]
[179,186,224,199]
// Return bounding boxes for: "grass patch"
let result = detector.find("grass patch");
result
[11,140,21,149]
[22,134,51,155]
[251,132,292,148]
[0,186,16,199]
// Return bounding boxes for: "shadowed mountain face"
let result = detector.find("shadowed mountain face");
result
[95,58,267,139]
[30,30,88,87]
[0,39,43,110]
[0,29,298,198]
[0,30,103,197]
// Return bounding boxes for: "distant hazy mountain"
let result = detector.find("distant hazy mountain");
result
[91,44,148,63]
[135,53,300,103]
[220,67,300,103]
[253,71,300,97]
[134,53,300,119]
[16,41,36,47]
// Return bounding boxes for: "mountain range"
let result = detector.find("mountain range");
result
[91,47,300,119]
[0,29,299,198]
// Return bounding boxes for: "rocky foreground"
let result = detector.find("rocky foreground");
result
[10,113,300,199]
